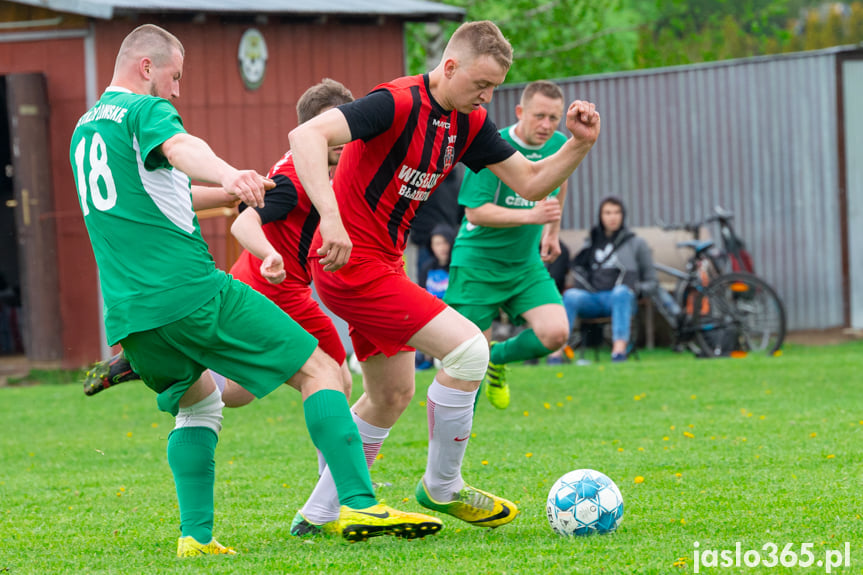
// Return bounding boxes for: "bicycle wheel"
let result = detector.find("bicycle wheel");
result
[691,272,786,357]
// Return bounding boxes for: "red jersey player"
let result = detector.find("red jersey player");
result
[229,79,355,407]
[287,20,601,534]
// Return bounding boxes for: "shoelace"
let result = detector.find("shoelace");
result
[457,487,494,511]
[487,364,507,383]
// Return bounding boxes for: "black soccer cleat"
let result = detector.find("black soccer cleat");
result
[82,351,140,396]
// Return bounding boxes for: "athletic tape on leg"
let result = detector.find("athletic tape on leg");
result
[174,388,224,434]
[441,333,489,382]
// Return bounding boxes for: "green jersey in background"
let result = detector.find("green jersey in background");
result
[450,125,567,269]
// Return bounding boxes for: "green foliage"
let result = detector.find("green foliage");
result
[1,342,862,573]
[406,0,642,82]
[406,0,863,81]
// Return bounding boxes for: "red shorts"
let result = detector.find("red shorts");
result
[310,253,447,362]
[230,257,346,365]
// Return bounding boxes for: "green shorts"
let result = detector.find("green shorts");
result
[444,261,563,331]
[122,278,318,415]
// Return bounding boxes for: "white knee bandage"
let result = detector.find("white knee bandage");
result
[174,388,224,434]
[441,333,489,381]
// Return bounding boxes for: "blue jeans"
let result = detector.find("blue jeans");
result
[562,285,636,343]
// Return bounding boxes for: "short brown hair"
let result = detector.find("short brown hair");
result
[521,80,564,106]
[296,78,354,124]
[116,24,184,69]
[446,20,513,71]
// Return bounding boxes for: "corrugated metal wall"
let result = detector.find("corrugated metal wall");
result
[488,50,850,330]
[843,59,863,329]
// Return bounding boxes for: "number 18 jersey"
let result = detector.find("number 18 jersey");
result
[70,87,226,345]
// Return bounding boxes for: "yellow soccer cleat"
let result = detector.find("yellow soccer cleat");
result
[335,503,443,542]
[289,510,338,537]
[176,536,237,557]
[484,343,510,409]
[416,479,518,528]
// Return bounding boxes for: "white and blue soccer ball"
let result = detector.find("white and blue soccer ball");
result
[546,469,624,536]
[347,352,363,375]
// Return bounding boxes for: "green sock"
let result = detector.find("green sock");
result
[304,389,376,509]
[166,426,218,543]
[491,329,554,364]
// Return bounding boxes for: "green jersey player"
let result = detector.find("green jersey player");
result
[70,24,440,557]
[445,81,572,409]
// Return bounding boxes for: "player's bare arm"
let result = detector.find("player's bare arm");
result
[466,198,561,229]
[160,132,272,208]
[230,209,286,284]
[488,101,600,202]
[190,185,240,211]
[288,108,353,272]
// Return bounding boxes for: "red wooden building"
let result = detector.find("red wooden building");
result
[0,0,462,367]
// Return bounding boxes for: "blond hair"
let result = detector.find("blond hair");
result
[296,78,354,124]
[115,24,184,71]
[521,80,564,106]
[445,20,513,71]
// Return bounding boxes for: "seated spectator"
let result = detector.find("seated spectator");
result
[416,224,454,369]
[562,196,657,362]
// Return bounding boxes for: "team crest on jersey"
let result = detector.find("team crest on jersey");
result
[444,145,455,171]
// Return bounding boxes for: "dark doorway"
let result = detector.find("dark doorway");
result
[0,80,23,356]
[4,73,62,362]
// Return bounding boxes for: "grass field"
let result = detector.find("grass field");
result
[1,342,861,574]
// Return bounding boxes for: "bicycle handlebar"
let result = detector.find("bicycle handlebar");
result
[657,205,735,234]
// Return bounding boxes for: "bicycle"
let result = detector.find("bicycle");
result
[651,224,786,358]
[657,205,754,276]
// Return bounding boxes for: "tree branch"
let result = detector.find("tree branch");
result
[514,24,643,59]
[497,0,563,28]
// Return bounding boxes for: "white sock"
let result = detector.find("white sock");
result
[353,410,389,467]
[300,411,390,524]
[424,379,476,502]
[209,370,227,394]
[316,449,327,476]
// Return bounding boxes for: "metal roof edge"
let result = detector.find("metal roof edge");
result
[109,8,465,21]
[8,0,465,21]
[12,0,112,19]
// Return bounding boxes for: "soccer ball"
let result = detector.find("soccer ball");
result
[546,469,624,536]
[347,352,362,375]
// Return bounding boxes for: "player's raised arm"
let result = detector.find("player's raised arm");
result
[487,100,600,202]
[289,108,353,272]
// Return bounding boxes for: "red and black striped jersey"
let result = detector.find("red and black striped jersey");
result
[230,151,318,292]
[313,74,515,261]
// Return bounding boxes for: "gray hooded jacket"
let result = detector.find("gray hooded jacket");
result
[571,201,658,296]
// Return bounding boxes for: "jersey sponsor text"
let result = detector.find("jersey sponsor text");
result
[397,164,442,201]
[505,195,536,207]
